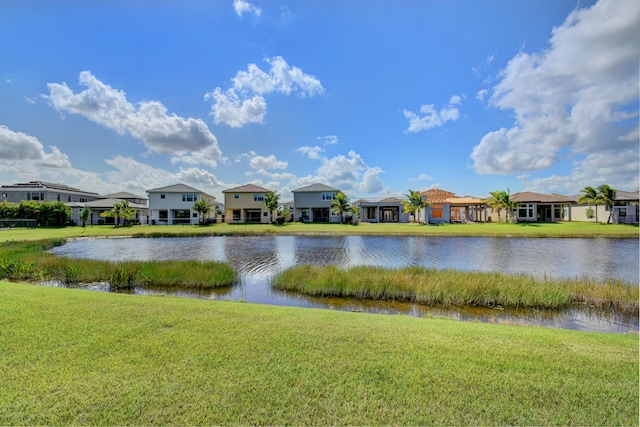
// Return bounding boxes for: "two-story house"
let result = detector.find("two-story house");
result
[222,184,272,224]
[292,183,341,223]
[147,184,215,225]
[1,180,101,204]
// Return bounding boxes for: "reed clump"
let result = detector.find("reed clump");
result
[0,239,236,290]
[272,265,639,313]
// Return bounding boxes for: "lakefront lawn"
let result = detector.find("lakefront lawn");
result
[0,220,638,242]
[0,281,637,426]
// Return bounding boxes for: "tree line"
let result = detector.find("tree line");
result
[0,200,71,226]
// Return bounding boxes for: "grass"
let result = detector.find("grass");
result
[0,220,638,242]
[0,239,236,290]
[0,281,637,426]
[272,265,639,313]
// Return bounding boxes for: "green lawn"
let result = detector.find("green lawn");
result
[0,281,637,426]
[0,220,638,242]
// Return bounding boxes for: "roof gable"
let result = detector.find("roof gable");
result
[292,183,340,193]
[223,184,272,193]
[147,183,201,193]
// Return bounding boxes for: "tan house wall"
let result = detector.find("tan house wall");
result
[224,192,269,223]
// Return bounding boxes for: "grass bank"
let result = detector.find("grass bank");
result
[0,239,235,290]
[272,265,639,314]
[0,281,637,426]
[0,220,638,242]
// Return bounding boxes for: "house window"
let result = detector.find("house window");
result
[432,205,443,219]
[27,192,44,201]
[619,208,627,217]
[182,194,197,202]
[263,211,268,216]
[232,209,241,221]
[160,194,166,199]
[254,194,264,202]
[159,210,168,220]
[1,193,7,198]
[192,213,198,218]
[174,210,190,219]
[321,192,336,201]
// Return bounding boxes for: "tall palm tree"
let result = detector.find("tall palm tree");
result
[485,190,504,223]
[331,192,351,224]
[598,184,617,224]
[501,189,520,223]
[578,186,601,223]
[484,189,519,223]
[192,199,212,224]
[263,191,280,223]
[402,189,428,223]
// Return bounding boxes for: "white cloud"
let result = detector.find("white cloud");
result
[470,0,639,181]
[403,95,462,133]
[206,56,324,127]
[360,167,384,194]
[249,154,288,171]
[521,149,640,194]
[475,89,489,102]
[47,71,222,167]
[296,145,324,159]
[233,0,261,18]
[0,125,71,169]
[317,135,338,145]
[410,173,433,181]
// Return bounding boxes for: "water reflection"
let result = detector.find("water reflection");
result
[49,235,639,333]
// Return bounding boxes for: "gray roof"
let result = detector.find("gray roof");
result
[108,191,147,200]
[292,183,339,193]
[223,183,272,193]
[67,199,148,209]
[1,180,99,195]
[147,183,201,193]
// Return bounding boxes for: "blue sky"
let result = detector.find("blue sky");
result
[1,0,638,202]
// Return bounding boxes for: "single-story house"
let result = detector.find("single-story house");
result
[67,198,148,226]
[420,189,488,224]
[354,197,411,223]
[571,190,639,224]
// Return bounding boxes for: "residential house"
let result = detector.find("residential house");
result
[420,189,488,224]
[354,197,411,223]
[1,181,101,204]
[291,183,341,223]
[147,184,215,225]
[571,190,639,224]
[508,192,575,222]
[222,184,272,224]
[67,197,148,226]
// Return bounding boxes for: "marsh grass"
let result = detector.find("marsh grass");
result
[272,265,639,313]
[0,239,236,290]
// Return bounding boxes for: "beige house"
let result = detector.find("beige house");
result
[222,184,272,224]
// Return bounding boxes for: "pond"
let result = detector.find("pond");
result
[49,235,640,333]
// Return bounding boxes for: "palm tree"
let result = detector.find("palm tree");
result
[598,184,617,224]
[578,186,602,223]
[501,189,520,223]
[193,199,213,224]
[485,190,504,223]
[484,189,519,223]
[402,189,428,223]
[331,192,351,224]
[263,191,280,223]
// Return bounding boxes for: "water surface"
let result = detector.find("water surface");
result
[50,235,639,333]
